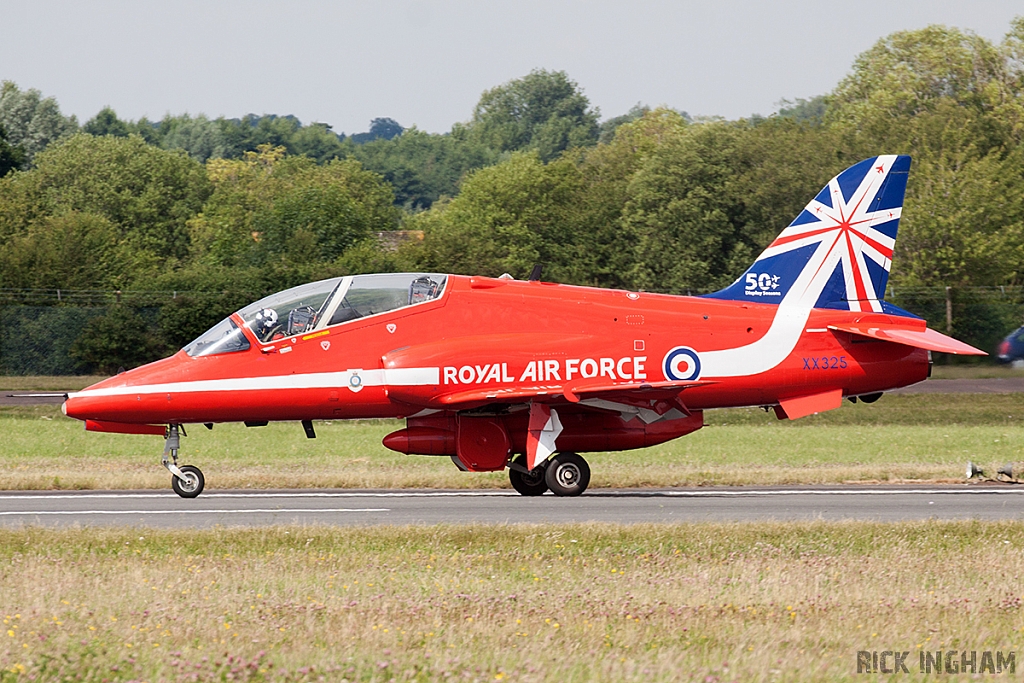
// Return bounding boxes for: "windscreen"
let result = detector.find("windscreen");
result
[237,278,343,343]
[183,318,251,357]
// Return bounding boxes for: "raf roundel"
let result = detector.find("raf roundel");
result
[663,346,701,381]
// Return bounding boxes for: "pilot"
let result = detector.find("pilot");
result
[253,308,280,341]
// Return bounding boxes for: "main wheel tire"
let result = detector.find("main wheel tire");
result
[171,465,205,498]
[509,455,548,496]
[544,452,590,497]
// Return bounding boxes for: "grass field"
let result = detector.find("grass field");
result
[1,522,1023,682]
[1,393,1022,490]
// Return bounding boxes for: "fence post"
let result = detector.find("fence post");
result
[945,286,953,333]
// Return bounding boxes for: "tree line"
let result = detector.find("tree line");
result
[1,18,1023,372]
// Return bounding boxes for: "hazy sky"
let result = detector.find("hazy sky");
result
[0,1,1020,135]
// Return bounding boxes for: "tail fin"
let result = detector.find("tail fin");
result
[706,155,911,313]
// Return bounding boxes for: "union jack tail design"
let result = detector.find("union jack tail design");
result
[707,155,910,312]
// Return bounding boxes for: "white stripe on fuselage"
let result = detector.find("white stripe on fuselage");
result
[700,246,829,378]
[69,367,440,399]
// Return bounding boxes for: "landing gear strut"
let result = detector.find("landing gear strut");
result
[162,424,205,498]
[508,455,548,496]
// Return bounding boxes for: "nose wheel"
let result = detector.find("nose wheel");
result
[171,465,205,498]
[162,424,205,498]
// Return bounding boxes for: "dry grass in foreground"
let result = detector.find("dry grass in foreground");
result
[2,522,1024,681]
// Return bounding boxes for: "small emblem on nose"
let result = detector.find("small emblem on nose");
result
[320,340,330,351]
[347,370,364,393]
[386,323,397,334]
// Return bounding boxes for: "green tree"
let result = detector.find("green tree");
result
[349,117,404,144]
[351,127,496,209]
[825,21,1024,290]
[217,114,303,158]
[0,81,78,164]
[597,104,652,144]
[291,122,346,163]
[156,113,229,162]
[0,134,212,269]
[415,151,594,281]
[776,96,828,124]
[464,69,600,161]
[0,124,24,176]
[0,212,125,289]
[188,145,398,269]
[826,24,1014,154]
[70,305,167,373]
[82,107,130,137]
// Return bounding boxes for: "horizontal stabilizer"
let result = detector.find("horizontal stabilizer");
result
[829,324,986,355]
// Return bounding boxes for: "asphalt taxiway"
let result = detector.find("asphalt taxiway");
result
[0,486,1022,528]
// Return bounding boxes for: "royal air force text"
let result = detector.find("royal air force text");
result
[443,357,648,385]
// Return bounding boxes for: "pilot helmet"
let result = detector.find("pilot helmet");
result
[254,307,278,331]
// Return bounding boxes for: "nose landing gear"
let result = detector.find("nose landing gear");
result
[162,424,205,498]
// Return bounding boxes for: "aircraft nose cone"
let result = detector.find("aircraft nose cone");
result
[62,392,103,421]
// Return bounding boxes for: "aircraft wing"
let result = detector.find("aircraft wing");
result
[432,380,711,471]
[828,324,986,355]
[433,379,712,409]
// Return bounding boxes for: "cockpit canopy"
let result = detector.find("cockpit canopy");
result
[183,273,447,357]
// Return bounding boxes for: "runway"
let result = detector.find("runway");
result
[1,486,1023,527]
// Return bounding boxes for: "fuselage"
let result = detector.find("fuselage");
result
[63,274,930,427]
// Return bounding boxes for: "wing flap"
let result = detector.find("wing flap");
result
[829,324,986,355]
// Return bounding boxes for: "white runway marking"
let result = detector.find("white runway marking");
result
[0,491,519,500]
[0,487,1019,502]
[655,488,1024,496]
[0,508,389,516]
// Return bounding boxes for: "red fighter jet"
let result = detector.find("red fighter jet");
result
[62,155,984,498]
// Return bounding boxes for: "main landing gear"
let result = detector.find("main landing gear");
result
[508,452,591,497]
[162,424,205,498]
